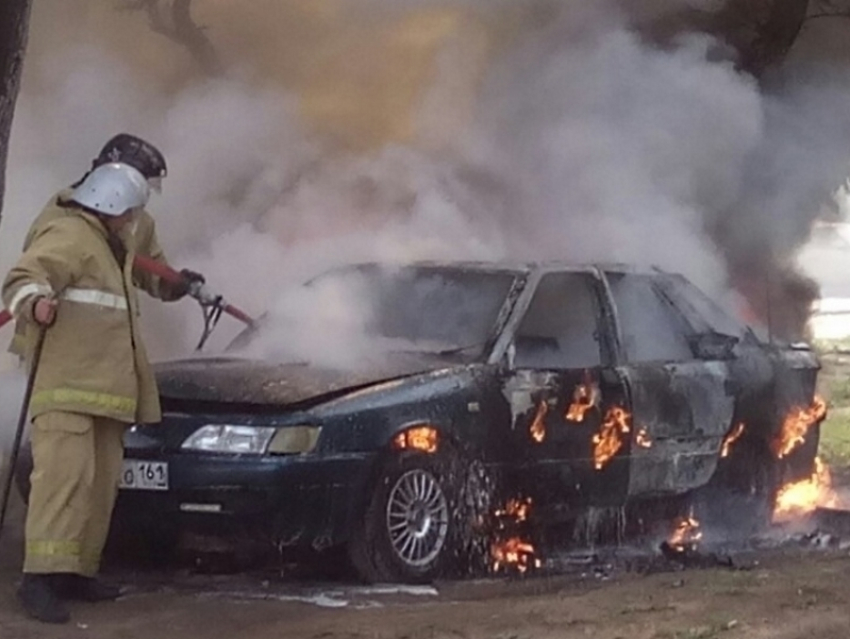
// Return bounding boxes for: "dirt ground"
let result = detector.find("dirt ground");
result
[2,484,849,639]
[1,547,849,639]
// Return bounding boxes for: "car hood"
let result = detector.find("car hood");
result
[154,354,460,407]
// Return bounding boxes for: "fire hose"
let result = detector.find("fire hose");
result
[0,255,256,350]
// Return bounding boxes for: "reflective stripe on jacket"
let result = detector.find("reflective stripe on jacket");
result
[1,207,162,424]
[9,189,177,358]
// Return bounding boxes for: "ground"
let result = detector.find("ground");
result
[2,544,850,639]
[2,346,850,638]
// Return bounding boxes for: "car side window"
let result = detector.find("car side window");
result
[606,273,693,363]
[513,273,602,369]
[657,274,747,339]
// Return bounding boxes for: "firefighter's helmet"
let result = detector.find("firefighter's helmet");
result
[70,163,150,216]
[95,133,167,180]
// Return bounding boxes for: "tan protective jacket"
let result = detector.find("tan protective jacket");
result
[10,189,177,355]
[2,205,162,424]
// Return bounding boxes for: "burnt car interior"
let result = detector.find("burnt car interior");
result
[512,272,605,370]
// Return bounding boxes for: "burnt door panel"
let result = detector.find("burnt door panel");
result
[605,273,734,498]
[503,271,631,519]
[624,362,733,496]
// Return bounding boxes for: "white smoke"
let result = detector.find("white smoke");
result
[1,1,850,370]
[462,27,761,294]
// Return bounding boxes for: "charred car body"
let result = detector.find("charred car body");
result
[19,261,825,582]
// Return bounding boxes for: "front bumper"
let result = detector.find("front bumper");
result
[114,450,378,550]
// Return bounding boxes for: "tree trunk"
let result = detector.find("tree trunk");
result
[0,0,33,227]
[728,0,811,76]
[644,1,811,77]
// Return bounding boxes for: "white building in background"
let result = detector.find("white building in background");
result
[799,221,850,340]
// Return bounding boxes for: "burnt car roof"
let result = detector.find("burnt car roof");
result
[332,260,665,276]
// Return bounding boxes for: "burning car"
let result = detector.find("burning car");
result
[16,262,826,582]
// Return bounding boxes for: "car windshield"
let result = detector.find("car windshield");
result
[228,265,518,361]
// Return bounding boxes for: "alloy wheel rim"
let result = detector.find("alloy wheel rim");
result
[386,469,449,567]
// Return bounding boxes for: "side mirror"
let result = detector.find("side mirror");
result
[688,331,739,361]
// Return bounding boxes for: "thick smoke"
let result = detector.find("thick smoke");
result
[1,0,850,364]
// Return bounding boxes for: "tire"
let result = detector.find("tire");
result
[696,440,779,537]
[348,449,489,584]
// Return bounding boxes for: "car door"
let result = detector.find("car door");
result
[501,269,632,520]
[602,271,735,498]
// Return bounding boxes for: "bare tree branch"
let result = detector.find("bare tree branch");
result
[718,0,811,76]
[643,1,811,77]
[119,0,222,76]
[171,0,222,76]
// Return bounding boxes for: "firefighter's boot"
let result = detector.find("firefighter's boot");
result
[16,574,70,624]
[56,574,122,602]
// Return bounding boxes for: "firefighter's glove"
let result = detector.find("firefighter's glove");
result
[176,269,206,300]
[181,269,206,286]
[164,268,206,300]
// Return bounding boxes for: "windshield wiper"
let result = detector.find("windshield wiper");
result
[434,342,487,357]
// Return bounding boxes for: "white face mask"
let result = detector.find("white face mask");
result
[147,177,163,194]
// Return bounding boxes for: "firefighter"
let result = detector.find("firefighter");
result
[9,133,204,357]
[2,163,166,624]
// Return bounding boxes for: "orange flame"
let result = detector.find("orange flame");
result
[566,383,600,423]
[668,513,702,553]
[490,537,541,573]
[529,401,548,443]
[636,428,653,448]
[495,497,532,522]
[592,406,631,470]
[720,423,746,458]
[490,497,540,573]
[392,426,438,453]
[772,397,827,459]
[773,457,838,521]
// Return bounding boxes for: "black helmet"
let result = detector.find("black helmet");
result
[95,134,167,179]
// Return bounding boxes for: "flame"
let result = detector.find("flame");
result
[592,406,631,470]
[772,396,827,459]
[495,497,532,522]
[392,426,438,453]
[668,514,703,553]
[636,428,653,448]
[773,457,838,521]
[491,537,541,573]
[490,496,540,573]
[565,382,600,423]
[529,401,548,443]
[720,423,746,458]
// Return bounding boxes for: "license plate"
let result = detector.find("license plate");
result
[120,460,169,491]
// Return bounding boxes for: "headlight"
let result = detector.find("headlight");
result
[268,426,322,455]
[181,425,276,455]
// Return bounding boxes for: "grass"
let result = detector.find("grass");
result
[820,408,850,467]
[813,338,850,354]
[817,342,850,468]
[824,375,850,405]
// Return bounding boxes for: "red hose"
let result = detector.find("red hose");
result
[133,255,257,328]
[0,256,256,330]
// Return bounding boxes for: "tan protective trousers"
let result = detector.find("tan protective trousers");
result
[24,411,126,576]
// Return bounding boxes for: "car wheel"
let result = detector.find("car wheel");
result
[697,441,778,537]
[349,450,486,584]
